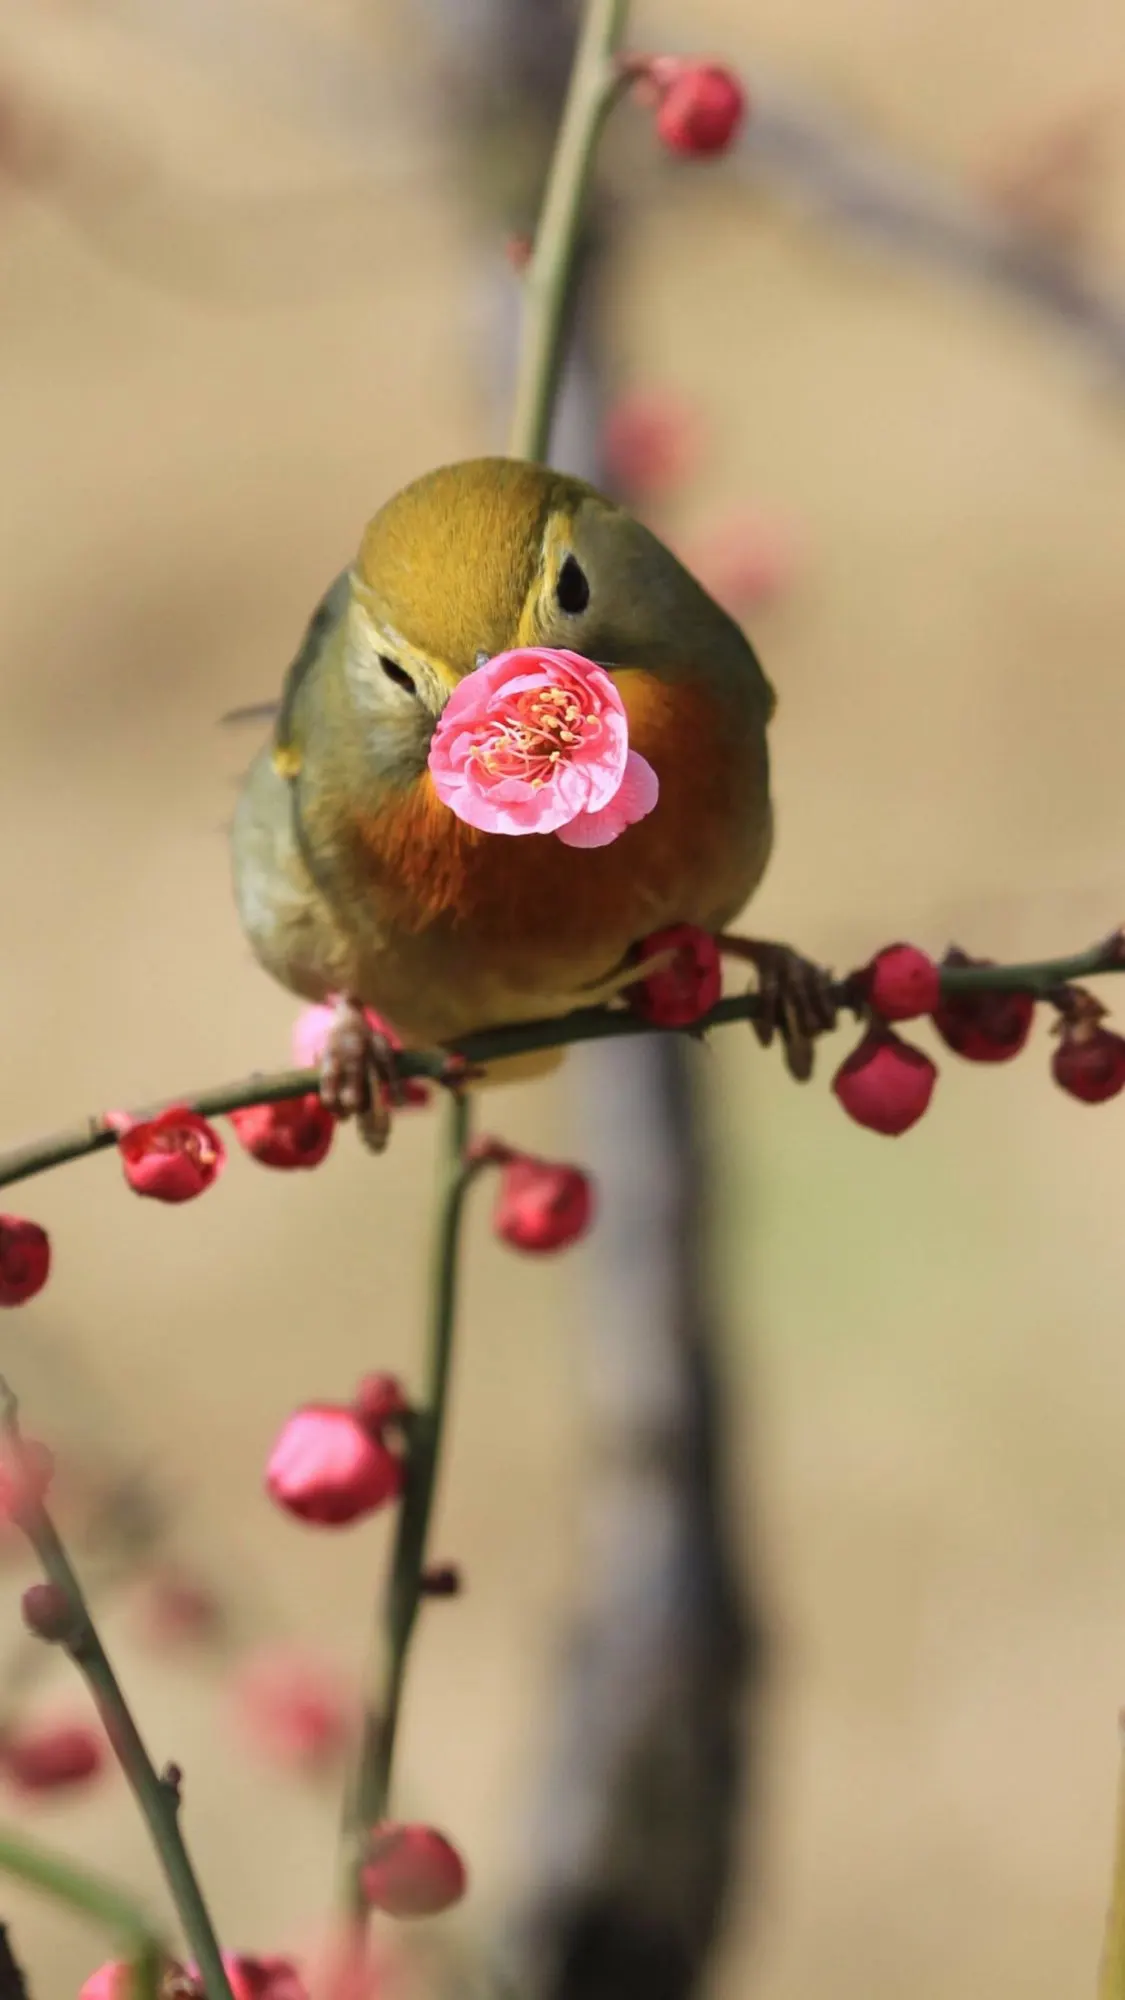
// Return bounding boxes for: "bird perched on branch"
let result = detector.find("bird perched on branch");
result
[231,456,826,1144]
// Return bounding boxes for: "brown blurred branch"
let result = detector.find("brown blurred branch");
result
[739,77,1125,383]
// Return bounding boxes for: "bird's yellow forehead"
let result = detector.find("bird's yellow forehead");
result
[354,457,586,681]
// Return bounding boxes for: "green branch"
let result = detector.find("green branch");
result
[1,932,1123,1195]
[507,0,629,461]
[340,1094,480,1917]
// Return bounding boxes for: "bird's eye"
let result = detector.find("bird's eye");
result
[379,655,416,695]
[556,554,590,615]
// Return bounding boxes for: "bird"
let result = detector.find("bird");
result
[230,456,828,1143]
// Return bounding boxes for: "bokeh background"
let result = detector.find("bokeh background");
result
[2,0,1125,1994]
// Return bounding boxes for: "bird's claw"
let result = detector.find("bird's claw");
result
[318,998,403,1153]
[718,936,838,1082]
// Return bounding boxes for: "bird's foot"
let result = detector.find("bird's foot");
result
[318,996,404,1153]
[717,935,838,1081]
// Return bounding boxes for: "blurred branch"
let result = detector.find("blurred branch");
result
[0,1388,235,2000]
[739,78,1125,383]
[0,1925,30,2000]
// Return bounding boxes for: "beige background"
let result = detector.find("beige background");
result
[2,0,1125,1993]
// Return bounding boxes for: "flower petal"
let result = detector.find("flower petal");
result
[555,751,659,848]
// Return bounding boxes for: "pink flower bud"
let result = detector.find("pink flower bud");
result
[352,1373,410,1431]
[116,1106,225,1203]
[361,1823,467,1918]
[932,950,1035,1062]
[678,507,801,617]
[861,943,941,1022]
[232,1646,355,1774]
[491,1155,594,1254]
[21,1581,73,1643]
[266,1404,403,1527]
[601,389,703,501]
[1,1717,104,1792]
[832,1026,937,1136]
[626,924,721,1027]
[1052,1023,1125,1103]
[650,60,746,158]
[229,1095,336,1170]
[0,1215,50,1306]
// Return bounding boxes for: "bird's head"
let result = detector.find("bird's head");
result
[335,454,754,787]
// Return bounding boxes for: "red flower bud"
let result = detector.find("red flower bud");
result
[21,1581,73,1644]
[1052,1023,1125,1103]
[832,1026,937,1135]
[229,1095,335,1170]
[116,1106,225,1203]
[0,1215,50,1306]
[862,943,941,1022]
[650,60,746,158]
[232,1646,355,1773]
[932,951,1035,1062]
[491,1156,594,1254]
[1,1718,105,1793]
[626,924,721,1028]
[360,1823,467,1919]
[266,1405,403,1527]
[352,1373,410,1432]
[601,389,703,501]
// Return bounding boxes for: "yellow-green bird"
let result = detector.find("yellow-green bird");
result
[231,456,819,1134]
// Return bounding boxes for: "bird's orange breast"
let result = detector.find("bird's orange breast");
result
[347,670,766,970]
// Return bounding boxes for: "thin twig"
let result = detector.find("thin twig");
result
[0,1391,235,2000]
[508,0,628,462]
[340,1092,479,1919]
[0,931,1122,1196]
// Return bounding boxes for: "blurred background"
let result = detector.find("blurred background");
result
[3,0,1125,1994]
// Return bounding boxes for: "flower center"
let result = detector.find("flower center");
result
[470,685,600,788]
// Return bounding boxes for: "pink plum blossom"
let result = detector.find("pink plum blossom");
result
[427,649,658,849]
